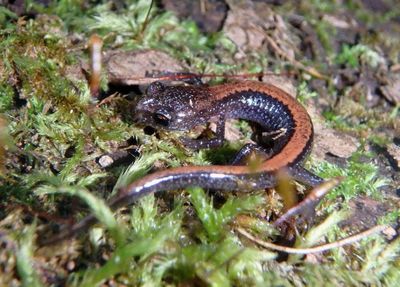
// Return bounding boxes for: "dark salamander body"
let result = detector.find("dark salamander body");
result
[42,80,323,245]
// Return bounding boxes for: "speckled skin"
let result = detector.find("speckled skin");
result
[41,80,323,245]
[127,80,323,194]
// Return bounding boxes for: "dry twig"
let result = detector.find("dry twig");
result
[237,225,388,254]
[264,34,329,80]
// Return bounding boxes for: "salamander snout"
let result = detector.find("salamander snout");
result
[134,96,177,129]
[135,104,171,128]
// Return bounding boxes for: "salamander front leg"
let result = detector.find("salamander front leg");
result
[181,118,225,150]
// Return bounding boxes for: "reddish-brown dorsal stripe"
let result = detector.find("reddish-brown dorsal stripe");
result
[208,81,313,172]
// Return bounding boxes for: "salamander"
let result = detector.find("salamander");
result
[41,80,324,245]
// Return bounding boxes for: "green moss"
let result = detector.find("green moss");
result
[322,98,395,136]
[313,150,389,202]
[0,7,16,24]
[25,0,98,32]
[380,210,400,225]
[16,222,43,287]
[0,84,14,113]
[76,196,183,286]
[297,81,318,103]
[336,44,385,69]
[188,187,266,241]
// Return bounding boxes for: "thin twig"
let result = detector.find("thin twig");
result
[264,34,329,80]
[118,71,295,84]
[236,225,388,254]
[88,34,103,99]
[96,92,120,107]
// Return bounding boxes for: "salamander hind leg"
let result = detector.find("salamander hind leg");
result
[288,164,324,187]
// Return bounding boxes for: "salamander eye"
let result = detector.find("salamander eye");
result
[153,110,171,127]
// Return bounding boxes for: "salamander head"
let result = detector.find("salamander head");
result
[135,81,203,130]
